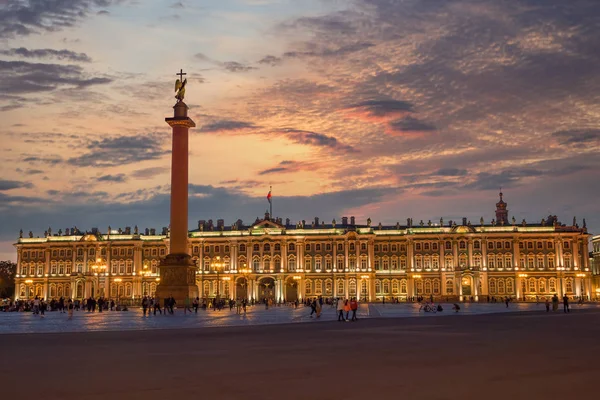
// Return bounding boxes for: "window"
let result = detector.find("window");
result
[315,280,322,294]
[549,278,557,293]
[445,241,452,250]
[337,257,344,271]
[52,250,58,257]
[527,242,533,249]
[274,244,280,251]
[240,244,246,252]
[361,243,367,251]
[264,244,270,252]
[128,248,133,256]
[160,248,165,256]
[424,243,430,250]
[338,243,343,251]
[392,280,399,294]
[489,279,496,294]
[519,242,524,249]
[374,244,380,252]
[253,244,259,252]
[193,246,199,254]
[446,280,454,294]
[433,280,440,295]
[460,241,467,250]
[383,280,390,294]
[415,256,422,270]
[383,245,389,252]
[59,250,65,257]
[383,258,389,270]
[505,241,511,249]
[528,278,536,293]
[506,279,514,294]
[392,258,398,270]
[498,279,505,294]
[252,258,260,271]
[51,262,57,275]
[315,258,322,271]
[325,243,331,251]
[497,255,504,269]
[473,241,480,249]
[400,257,407,270]
[225,245,230,253]
[400,280,407,294]
[360,258,367,270]
[215,245,220,252]
[392,244,398,252]
[432,256,439,270]
[288,257,296,272]
[349,257,356,271]
[564,254,572,269]
[204,246,210,253]
[537,255,545,269]
[496,242,502,249]
[326,258,332,270]
[415,243,421,251]
[315,244,321,251]
[305,280,312,295]
[203,259,210,271]
[563,241,570,249]
[152,249,157,257]
[37,265,43,276]
[119,261,125,274]
[78,248,84,257]
[548,241,554,249]
[349,243,355,251]
[488,242,494,250]
[305,244,310,252]
[445,256,453,270]
[400,245,406,252]
[537,242,543,249]
[288,243,295,252]
[58,262,64,275]
[488,255,495,270]
[432,243,438,251]
[539,279,546,293]
[337,280,344,295]
[548,256,555,269]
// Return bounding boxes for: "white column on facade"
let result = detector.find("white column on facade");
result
[407,239,414,272]
[573,240,579,268]
[468,239,473,268]
[345,240,349,271]
[44,248,50,299]
[453,241,458,270]
[282,241,287,272]
[368,240,374,271]
[230,244,236,270]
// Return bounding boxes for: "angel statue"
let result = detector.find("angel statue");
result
[175,78,187,101]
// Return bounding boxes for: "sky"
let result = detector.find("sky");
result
[1,0,599,262]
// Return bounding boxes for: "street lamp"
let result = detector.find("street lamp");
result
[412,274,422,300]
[114,278,122,304]
[211,256,224,302]
[240,264,251,300]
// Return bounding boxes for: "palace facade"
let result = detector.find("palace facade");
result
[13,194,593,302]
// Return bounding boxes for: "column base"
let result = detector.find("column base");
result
[156,253,198,306]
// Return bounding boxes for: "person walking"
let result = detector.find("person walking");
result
[343,299,351,321]
[337,298,345,321]
[193,297,199,314]
[505,296,509,308]
[309,299,317,318]
[350,297,358,321]
[545,298,550,312]
[67,299,74,320]
[315,299,322,318]
[552,294,559,312]
[563,294,570,313]
[142,296,149,316]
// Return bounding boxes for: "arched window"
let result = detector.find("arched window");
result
[252,257,260,271]
[274,256,281,271]
[391,257,398,270]
[400,279,407,294]
[487,254,495,270]
[498,279,505,294]
[349,280,357,296]
[433,279,440,294]
[528,278,536,293]
[445,256,453,270]
[126,260,133,274]
[119,260,125,274]
[496,255,503,269]
[564,254,572,269]
[325,280,332,295]
[375,280,382,293]
[505,254,513,269]
[527,255,535,270]
[489,279,497,294]
[537,255,545,269]
[337,280,344,295]
[239,244,246,252]
[304,257,312,271]
[459,254,467,268]
[424,280,432,294]
[383,257,389,270]
[374,257,381,271]
[315,280,322,294]
[315,256,322,271]
[415,255,422,270]
[50,284,57,298]
[423,256,430,270]
[473,254,481,268]
[264,243,271,252]
[203,281,210,297]
[392,279,399,294]
[549,278,557,293]
[288,256,296,272]
[305,279,313,295]
[337,256,345,271]
[348,256,356,271]
[565,278,573,293]
[125,283,133,297]
[506,278,514,294]
[539,278,546,293]
[548,254,555,269]
[445,279,453,294]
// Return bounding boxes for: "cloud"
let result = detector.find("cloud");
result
[200,120,258,133]
[24,169,44,175]
[0,60,112,94]
[0,48,92,62]
[258,160,308,176]
[96,174,127,183]
[0,180,33,191]
[170,2,185,8]
[0,0,124,38]
[132,167,169,179]
[552,129,600,146]
[22,155,63,165]
[278,128,358,153]
[283,42,375,59]
[66,134,169,167]
[386,117,437,136]
[97,10,110,15]
[258,55,282,66]
[433,168,468,177]
[195,53,257,73]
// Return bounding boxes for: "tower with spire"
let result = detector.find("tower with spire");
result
[495,191,509,225]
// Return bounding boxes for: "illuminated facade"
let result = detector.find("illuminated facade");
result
[592,235,600,299]
[13,194,592,302]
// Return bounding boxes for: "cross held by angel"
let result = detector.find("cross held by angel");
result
[174,68,187,102]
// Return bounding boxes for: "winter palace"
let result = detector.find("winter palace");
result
[13,194,593,302]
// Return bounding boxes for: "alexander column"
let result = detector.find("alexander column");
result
[156,69,198,305]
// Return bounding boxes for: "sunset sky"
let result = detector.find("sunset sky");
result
[1,0,599,261]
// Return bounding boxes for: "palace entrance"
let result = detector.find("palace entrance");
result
[235,277,248,300]
[258,277,275,303]
[285,277,298,302]
[461,276,472,297]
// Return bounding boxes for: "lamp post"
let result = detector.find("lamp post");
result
[240,264,251,300]
[211,256,224,306]
[92,258,107,298]
[114,278,122,305]
[413,274,422,301]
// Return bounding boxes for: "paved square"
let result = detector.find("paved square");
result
[1,304,599,399]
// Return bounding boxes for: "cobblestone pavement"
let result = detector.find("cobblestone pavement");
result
[2,302,598,334]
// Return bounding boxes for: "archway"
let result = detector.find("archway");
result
[461,275,472,297]
[285,277,298,302]
[236,277,248,300]
[258,277,275,303]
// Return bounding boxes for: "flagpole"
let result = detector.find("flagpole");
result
[269,185,272,219]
